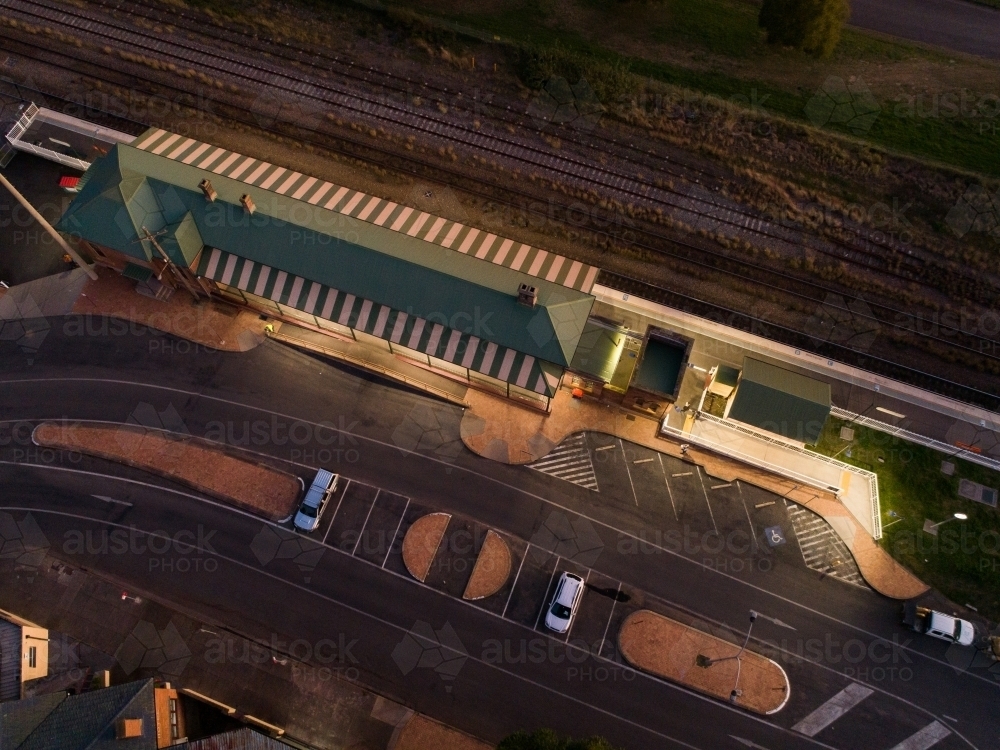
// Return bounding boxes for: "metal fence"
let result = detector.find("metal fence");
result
[662,411,882,539]
[830,407,1000,473]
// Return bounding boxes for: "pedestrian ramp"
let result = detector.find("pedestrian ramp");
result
[528,433,599,491]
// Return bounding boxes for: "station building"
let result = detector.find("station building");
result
[55,128,602,410]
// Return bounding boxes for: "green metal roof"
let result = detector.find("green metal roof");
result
[57,144,594,367]
[715,364,740,388]
[727,358,831,444]
[569,318,627,382]
[201,247,563,397]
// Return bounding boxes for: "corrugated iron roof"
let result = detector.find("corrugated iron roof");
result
[727,358,831,444]
[201,248,562,396]
[57,144,594,368]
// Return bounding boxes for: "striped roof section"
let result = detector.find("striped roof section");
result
[133,128,600,295]
[200,248,562,397]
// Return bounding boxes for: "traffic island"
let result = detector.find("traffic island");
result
[462,530,512,600]
[618,610,790,715]
[402,513,451,582]
[33,422,301,521]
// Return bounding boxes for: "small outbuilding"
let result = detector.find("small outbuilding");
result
[725,357,831,445]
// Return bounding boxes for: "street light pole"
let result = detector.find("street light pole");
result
[698,610,758,668]
[0,171,98,280]
[923,513,968,536]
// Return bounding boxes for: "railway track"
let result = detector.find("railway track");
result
[9,0,995,306]
[1,4,999,409]
[5,0,998,333]
[97,0,966,292]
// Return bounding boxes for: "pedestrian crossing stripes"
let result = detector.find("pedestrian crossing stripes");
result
[792,683,873,736]
[888,722,951,750]
[785,501,867,588]
[528,434,599,491]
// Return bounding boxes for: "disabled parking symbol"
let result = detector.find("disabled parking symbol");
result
[764,526,786,547]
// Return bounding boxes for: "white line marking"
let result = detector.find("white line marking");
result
[711,483,732,490]
[502,545,530,618]
[657,454,679,521]
[620,439,639,507]
[792,683,873,736]
[3,380,992,700]
[1,462,972,750]
[598,582,622,656]
[888,721,951,750]
[594,445,616,451]
[0,503,709,750]
[321,479,351,545]
[91,494,133,507]
[695,466,719,534]
[352,489,380,556]
[672,472,693,477]
[633,458,655,465]
[383,498,409,568]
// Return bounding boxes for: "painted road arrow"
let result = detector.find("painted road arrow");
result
[730,736,771,749]
[92,495,133,507]
[755,612,796,630]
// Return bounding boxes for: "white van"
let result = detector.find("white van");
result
[544,572,585,634]
[293,469,339,533]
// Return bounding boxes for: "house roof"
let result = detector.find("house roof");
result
[57,144,595,368]
[727,358,831,444]
[0,692,66,749]
[11,679,157,750]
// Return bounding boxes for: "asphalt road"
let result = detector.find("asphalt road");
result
[1,320,998,749]
[850,0,1000,60]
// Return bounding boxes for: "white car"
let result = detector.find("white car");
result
[544,572,585,634]
[293,469,339,533]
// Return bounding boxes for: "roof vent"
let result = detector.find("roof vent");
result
[517,283,537,307]
[240,194,255,215]
[198,179,217,202]
[116,719,143,739]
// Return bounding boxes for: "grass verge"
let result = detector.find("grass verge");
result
[812,417,1000,619]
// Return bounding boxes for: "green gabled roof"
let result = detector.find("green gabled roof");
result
[57,145,594,366]
[727,358,831,444]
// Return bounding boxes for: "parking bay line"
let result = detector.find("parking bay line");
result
[382,498,410,568]
[502,543,530,618]
[321,478,351,545]
[694,467,719,535]
[598,582,623,656]
[792,683,874,736]
[657,454,679,521]
[351,489,380,556]
[620,439,639,507]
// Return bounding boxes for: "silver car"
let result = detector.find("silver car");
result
[293,469,339,533]
[544,572,585,634]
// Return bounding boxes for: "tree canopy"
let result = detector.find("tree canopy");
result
[759,0,851,57]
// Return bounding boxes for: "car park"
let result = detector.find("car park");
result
[544,572,585,634]
[293,469,339,533]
